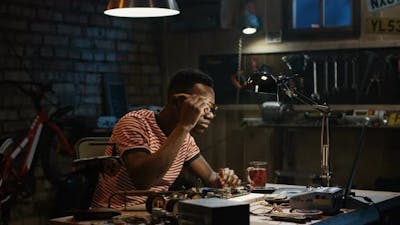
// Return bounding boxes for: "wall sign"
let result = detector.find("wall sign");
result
[367,0,400,12]
[366,17,400,33]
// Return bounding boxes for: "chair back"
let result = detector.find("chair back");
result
[74,137,110,159]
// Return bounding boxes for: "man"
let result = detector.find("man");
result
[92,68,241,208]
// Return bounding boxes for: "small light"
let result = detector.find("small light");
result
[242,12,260,35]
[242,27,257,35]
[104,8,179,18]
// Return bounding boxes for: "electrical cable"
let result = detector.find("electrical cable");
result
[342,120,383,223]
[236,37,243,104]
[343,121,368,206]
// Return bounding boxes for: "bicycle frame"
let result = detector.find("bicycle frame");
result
[0,108,75,205]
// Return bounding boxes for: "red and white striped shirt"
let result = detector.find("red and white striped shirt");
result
[91,109,200,208]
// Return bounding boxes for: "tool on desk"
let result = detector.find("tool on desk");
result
[250,203,321,223]
[289,186,343,215]
[250,186,276,194]
[264,193,289,203]
[70,208,121,220]
[291,209,323,219]
[270,214,310,223]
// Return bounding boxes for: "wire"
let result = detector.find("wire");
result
[343,122,368,207]
[236,37,243,104]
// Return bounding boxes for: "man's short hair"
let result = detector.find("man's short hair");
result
[167,68,214,101]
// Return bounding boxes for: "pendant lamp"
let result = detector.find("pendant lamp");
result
[104,0,180,18]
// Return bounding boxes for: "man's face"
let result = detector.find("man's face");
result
[190,83,216,134]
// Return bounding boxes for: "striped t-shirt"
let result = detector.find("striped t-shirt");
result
[91,109,200,208]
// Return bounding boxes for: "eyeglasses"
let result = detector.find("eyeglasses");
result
[173,93,218,115]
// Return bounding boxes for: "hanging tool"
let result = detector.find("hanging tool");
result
[351,56,358,90]
[365,74,382,97]
[332,59,338,93]
[357,51,378,102]
[311,61,320,100]
[324,58,329,96]
[343,59,349,90]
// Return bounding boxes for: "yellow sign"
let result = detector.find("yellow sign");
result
[366,17,400,33]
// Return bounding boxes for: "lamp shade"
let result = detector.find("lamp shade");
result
[245,65,276,94]
[104,0,180,18]
[242,12,260,34]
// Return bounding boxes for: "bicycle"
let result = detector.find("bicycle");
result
[0,80,77,224]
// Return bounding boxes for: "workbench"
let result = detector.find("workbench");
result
[49,184,400,225]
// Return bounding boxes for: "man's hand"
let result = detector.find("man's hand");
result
[216,168,241,188]
[176,93,212,131]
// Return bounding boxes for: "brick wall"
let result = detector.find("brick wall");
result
[0,0,164,223]
[0,0,164,135]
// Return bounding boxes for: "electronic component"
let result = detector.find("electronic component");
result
[178,198,249,225]
[71,208,121,220]
[270,214,310,223]
[289,186,343,215]
[251,186,276,194]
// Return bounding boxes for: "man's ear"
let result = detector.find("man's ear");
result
[170,94,186,107]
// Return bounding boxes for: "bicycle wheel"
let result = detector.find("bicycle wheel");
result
[39,127,75,187]
[0,137,37,205]
[39,126,91,216]
[0,138,15,205]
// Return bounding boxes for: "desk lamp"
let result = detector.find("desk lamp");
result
[245,55,333,186]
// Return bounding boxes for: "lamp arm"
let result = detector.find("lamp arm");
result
[279,80,332,186]
[279,81,330,114]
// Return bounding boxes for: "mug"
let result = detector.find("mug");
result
[247,161,267,188]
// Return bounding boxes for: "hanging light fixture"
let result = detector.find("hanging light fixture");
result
[104,0,180,18]
[241,0,260,35]
[242,12,260,34]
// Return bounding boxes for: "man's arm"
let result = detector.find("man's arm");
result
[188,155,241,188]
[123,95,210,189]
[123,124,190,190]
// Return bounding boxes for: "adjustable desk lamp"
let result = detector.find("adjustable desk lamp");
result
[244,57,333,186]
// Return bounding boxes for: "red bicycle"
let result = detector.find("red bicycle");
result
[0,80,76,223]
